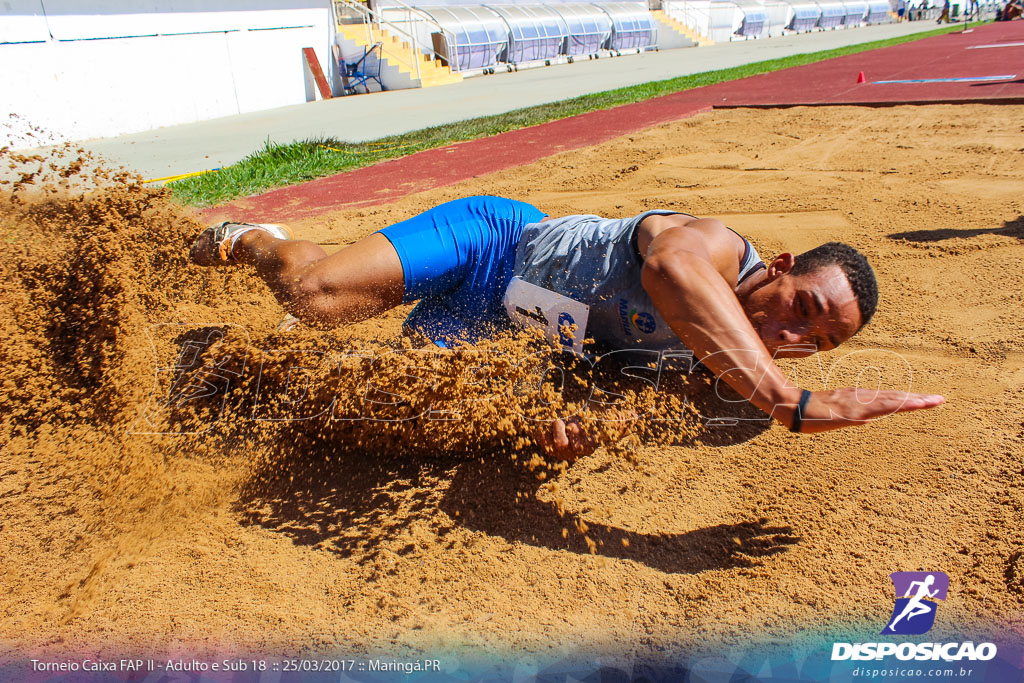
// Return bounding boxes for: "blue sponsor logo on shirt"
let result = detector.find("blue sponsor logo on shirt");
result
[616,299,656,335]
[617,299,632,335]
[631,310,656,334]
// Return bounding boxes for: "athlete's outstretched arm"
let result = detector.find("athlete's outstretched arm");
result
[640,223,944,433]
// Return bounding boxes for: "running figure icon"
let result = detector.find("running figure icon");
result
[887,575,939,632]
[884,571,949,635]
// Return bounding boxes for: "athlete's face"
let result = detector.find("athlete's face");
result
[743,256,862,358]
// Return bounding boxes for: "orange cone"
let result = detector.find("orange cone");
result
[857,71,866,83]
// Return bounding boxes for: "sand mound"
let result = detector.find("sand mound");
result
[0,144,695,648]
[1,146,251,629]
[1,104,1022,662]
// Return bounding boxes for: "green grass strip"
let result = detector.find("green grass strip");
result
[170,23,969,207]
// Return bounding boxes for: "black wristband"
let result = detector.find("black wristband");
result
[790,389,812,433]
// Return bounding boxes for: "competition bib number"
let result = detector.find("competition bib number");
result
[502,277,590,354]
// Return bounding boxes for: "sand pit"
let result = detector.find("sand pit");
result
[1,104,1023,670]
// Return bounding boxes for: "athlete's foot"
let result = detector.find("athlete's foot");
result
[277,313,301,332]
[189,221,294,266]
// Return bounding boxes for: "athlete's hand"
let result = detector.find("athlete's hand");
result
[793,388,944,433]
[535,417,599,463]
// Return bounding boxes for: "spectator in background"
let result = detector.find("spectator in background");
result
[937,0,951,22]
[998,0,1024,18]
[897,0,907,21]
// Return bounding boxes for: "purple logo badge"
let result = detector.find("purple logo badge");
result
[883,571,949,635]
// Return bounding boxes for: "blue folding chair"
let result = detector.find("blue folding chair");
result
[340,42,384,95]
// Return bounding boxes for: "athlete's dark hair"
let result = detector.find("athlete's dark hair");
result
[791,242,878,329]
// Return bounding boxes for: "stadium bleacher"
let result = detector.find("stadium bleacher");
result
[865,0,892,22]
[552,3,614,56]
[786,1,823,30]
[370,0,653,75]
[660,0,893,42]
[418,5,509,70]
[815,0,849,29]
[487,5,568,65]
[601,2,658,50]
[841,0,869,27]
[342,0,897,93]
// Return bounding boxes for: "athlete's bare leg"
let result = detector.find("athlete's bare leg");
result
[226,231,405,328]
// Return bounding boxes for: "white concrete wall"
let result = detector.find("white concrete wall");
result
[1,0,334,148]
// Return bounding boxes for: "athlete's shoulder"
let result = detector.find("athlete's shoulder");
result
[639,214,734,253]
[640,214,746,282]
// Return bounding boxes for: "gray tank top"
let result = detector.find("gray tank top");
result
[513,210,765,350]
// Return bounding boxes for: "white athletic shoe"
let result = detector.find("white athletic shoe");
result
[190,221,293,266]
[277,313,301,332]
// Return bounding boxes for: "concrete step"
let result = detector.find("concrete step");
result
[652,10,715,46]
[337,22,462,89]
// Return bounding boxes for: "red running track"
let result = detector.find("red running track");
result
[666,20,1024,107]
[208,21,1024,222]
[204,101,712,222]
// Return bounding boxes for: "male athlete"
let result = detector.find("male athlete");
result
[191,196,944,459]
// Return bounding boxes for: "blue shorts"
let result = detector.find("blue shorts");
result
[377,196,547,345]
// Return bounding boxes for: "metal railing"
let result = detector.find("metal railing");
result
[380,0,461,71]
[333,0,431,82]
[662,0,714,42]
